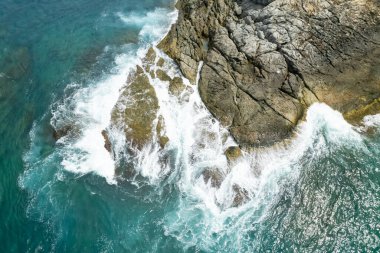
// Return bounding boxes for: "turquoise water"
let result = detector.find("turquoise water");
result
[1,0,380,252]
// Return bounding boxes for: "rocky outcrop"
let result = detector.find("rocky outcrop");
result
[224,146,242,163]
[107,47,195,152]
[159,0,380,147]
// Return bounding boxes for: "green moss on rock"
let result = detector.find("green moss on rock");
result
[224,146,242,163]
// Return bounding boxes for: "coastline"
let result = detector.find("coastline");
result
[157,0,380,147]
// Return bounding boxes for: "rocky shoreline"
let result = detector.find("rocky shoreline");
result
[159,0,380,147]
[104,0,380,158]
[97,0,380,207]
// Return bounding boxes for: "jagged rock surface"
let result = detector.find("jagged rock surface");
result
[110,65,160,149]
[159,0,380,146]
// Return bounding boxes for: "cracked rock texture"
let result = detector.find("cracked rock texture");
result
[159,0,380,146]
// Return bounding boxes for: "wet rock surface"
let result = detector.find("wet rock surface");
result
[202,167,225,188]
[159,0,380,147]
[108,47,196,153]
[169,77,186,97]
[111,65,159,149]
[224,146,242,163]
[156,115,169,149]
[101,130,112,153]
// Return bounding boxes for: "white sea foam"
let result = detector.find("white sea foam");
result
[48,7,178,184]
[38,3,373,248]
[20,2,378,249]
[155,95,368,250]
[126,46,364,214]
[119,46,359,208]
[128,54,366,244]
[117,8,177,42]
[362,113,380,129]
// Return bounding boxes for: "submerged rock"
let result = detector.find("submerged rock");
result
[0,47,31,82]
[156,69,172,82]
[202,168,225,188]
[52,126,71,140]
[159,0,380,147]
[232,184,250,207]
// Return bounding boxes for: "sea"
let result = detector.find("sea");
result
[0,0,379,252]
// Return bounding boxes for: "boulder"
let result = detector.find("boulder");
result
[224,146,242,163]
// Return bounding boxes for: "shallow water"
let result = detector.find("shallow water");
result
[1,0,380,252]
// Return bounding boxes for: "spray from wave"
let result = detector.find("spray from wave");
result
[40,8,178,184]
[102,34,379,250]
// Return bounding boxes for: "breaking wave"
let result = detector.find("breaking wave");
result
[19,3,380,252]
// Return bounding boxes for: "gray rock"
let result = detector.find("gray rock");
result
[159,0,380,147]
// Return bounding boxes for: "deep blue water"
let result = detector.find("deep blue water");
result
[1,0,380,252]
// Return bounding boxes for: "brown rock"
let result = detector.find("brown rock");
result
[156,115,170,149]
[159,0,380,147]
[101,130,112,152]
[158,136,170,149]
[52,125,74,140]
[157,58,165,67]
[224,146,242,163]
[111,70,159,149]
[202,168,224,188]
[169,77,186,97]
[232,184,250,207]
[156,69,172,82]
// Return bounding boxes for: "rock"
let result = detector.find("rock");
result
[202,168,224,188]
[149,70,155,79]
[224,146,242,163]
[135,65,144,75]
[157,58,165,67]
[345,98,380,125]
[144,47,156,64]
[232,184,250,207]
[111,67,159,149]
[142,47,156,72]
[159,136,169,149]
[156,69,172,82]
[169,77,186,97]
[157,0,234,84]
[101,130,112,152]
[160,0,380,147]
[234,3,242,15]
[52,125,74,140]
[156,115,170,149]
